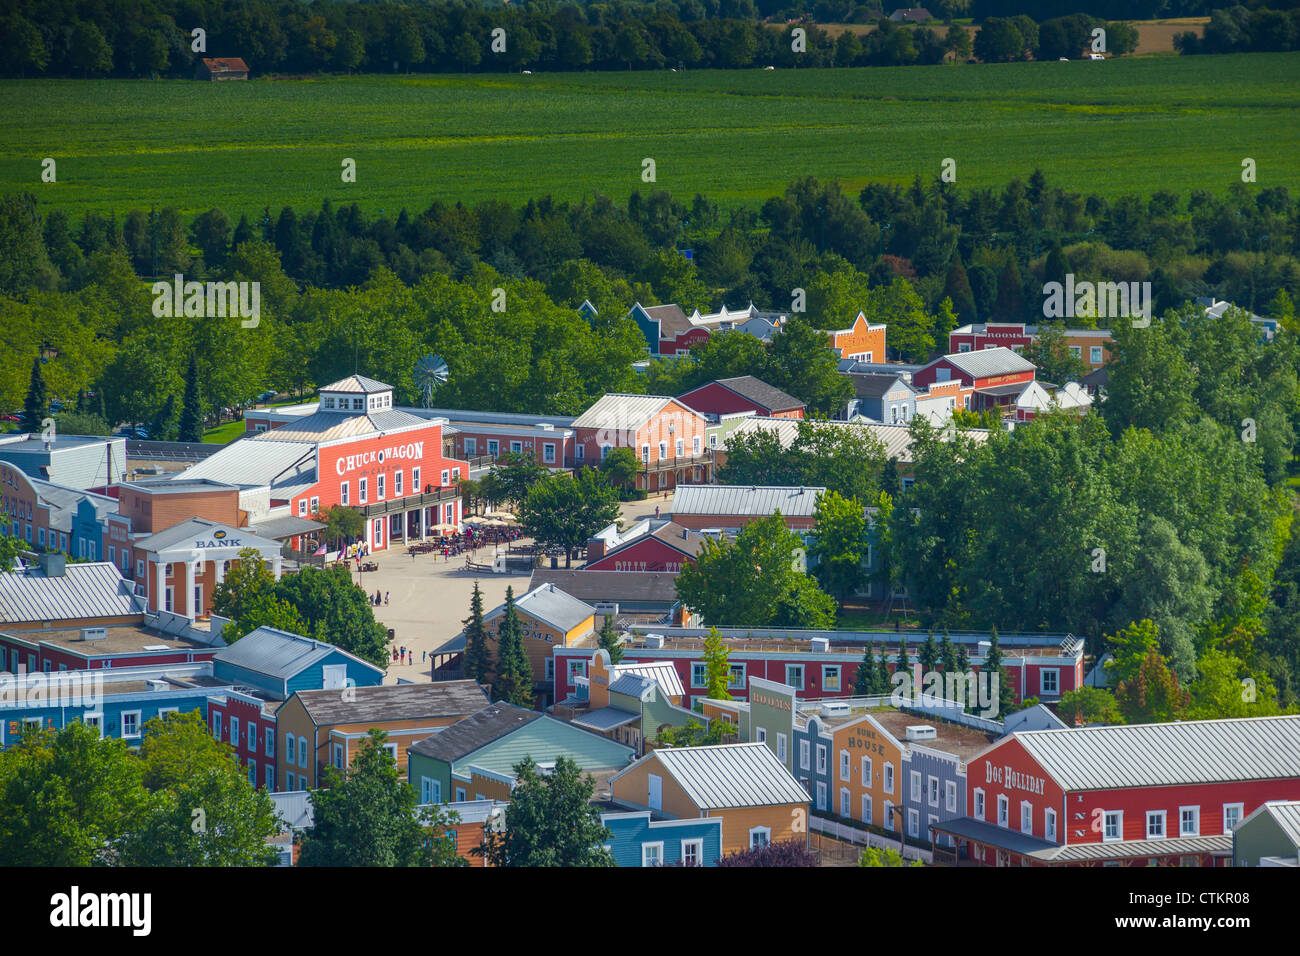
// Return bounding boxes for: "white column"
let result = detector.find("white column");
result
[184,560,197,621]
[272,551,282,580]
[154,560,166,613]
[215,559,226,586]
[418,506,425,540]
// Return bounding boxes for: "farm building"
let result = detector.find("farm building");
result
[196,58,249,81]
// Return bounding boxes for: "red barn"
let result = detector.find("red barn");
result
[678,376,805,420]
[935,715,1300,867]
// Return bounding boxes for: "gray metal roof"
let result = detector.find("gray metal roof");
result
[179,440,316,487]
[571,706,641,732]
[1045,834,1231,862]
[0,562,143,624]
[296,680,489,726]
[643,742,810,809]
[486,583,596,634]
[408,702,542,762]
[848,372,915,400]
[1013,716,1300,791]
[608,673,655,699]
[320,374,392,394]
[247,515,326,540]
[213,625,381,683]
[671,484,825,519]
[527,570,680,609]
[940,347,1036,379]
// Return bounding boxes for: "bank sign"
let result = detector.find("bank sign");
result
[335,441,425,476]
[195,529,241,549]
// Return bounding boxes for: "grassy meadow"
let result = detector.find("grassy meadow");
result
[2,51,1297,217]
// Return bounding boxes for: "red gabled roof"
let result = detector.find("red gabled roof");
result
[202,57,249,72]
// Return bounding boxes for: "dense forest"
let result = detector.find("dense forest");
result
[2,169,1297,424]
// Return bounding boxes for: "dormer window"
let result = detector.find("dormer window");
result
[324,397,335,410]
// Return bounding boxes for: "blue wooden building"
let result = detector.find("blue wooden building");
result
[601,810,724,867]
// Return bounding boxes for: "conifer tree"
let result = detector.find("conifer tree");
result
[919,630,938,673]
[873,643,890,695]
[939,628,957,674]
[22,357,47,434]
[598,616,623,664]
[493,587,534,708]
[462,581,493,683]
[854,644,873,696]
[177,355,202,442]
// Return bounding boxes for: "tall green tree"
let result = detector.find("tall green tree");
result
[463,580,493,682]
[676,514,836,628]
[518,468,620,567]
[22,357,47,434]
[808,491,869,605]
[300,729,466,867]
[493,587,535,707]
[478,755,614,867]
[598,615,624,665]
[177,354,203,442]
[702,626,733,701]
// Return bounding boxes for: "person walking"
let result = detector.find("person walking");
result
[384,591,390,606]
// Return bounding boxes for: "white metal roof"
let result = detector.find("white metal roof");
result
[319,374,392,394]
[639,742,810,809]
[572,394,691,433]
[0,562,143,623]
[610,659,685,699]
[1240,801,1300,848]
[133,517,281,554]
[671,484,825,518]
[1012,716,1300,791]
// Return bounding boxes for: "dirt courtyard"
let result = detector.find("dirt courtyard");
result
[363,492,675,684]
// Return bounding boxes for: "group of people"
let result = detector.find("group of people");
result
[371,589,389,606]
[391,645,425,666]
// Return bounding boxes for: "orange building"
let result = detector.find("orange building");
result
[827,312,887,362]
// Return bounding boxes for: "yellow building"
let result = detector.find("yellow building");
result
[276,680,488,791]
[610,742,810,856]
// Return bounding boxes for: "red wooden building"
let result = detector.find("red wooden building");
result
[911,347,1036,415]
[584,521,708,573]
[934,715,1300,866]
[677,376,805,420]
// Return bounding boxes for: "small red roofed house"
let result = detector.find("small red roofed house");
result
[196,58,249,81]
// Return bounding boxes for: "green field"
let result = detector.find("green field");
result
[3,52,1298,216]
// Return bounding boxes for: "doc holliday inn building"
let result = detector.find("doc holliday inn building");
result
[178,375,468,555]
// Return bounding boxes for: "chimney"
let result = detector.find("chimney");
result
[586,538,606,561]
[38,552,66,577]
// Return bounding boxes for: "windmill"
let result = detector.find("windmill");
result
[414,354,448,409]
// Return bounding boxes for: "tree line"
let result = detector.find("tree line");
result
[0,0,1182,79]
[2,170,1297,430]
[1174,5,1300,54]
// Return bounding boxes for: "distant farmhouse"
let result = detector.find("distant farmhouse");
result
[196,57,249,81]
[890,7,933,22]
